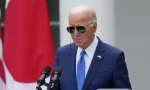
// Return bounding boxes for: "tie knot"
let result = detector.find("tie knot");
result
[80,50,86,56]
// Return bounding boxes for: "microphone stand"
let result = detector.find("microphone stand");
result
[48,78,58,90]
[36,79,49,90]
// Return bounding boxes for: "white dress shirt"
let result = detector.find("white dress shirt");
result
[76,36,98,77]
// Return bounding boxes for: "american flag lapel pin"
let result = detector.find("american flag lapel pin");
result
[97,55,102,59]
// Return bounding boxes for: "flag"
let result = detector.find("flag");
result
[0,20,6,90]
[4,0,55,90]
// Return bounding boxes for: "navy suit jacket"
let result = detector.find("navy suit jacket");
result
[48,37,131,90]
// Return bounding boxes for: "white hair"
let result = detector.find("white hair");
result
[70,5,97,23]
[89,8,97,23]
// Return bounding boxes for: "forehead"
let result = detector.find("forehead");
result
[69,10,90,25]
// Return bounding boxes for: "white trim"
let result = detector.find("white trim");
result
[1,21,59,27]
[50,21,60,26]
[1,22,4,27]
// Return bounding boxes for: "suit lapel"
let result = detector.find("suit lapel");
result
[68,44,78,90]
[82,37,106,90]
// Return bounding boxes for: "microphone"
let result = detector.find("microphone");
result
[49,67,62,89]
[36,66,51,90]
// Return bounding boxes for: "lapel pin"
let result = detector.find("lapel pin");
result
[97,55,102,59]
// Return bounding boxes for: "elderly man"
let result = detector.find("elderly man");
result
[48,5,132,90]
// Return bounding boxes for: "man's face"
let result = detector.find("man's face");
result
[68,11,96,49]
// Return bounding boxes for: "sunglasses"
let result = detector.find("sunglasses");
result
[67,22,94,33]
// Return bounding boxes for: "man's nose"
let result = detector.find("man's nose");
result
[74,28,79,36]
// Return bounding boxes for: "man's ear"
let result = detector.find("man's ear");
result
[93,22,97,33]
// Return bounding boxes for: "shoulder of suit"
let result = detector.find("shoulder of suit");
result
[57,43,76,52]
[103,43,124,55]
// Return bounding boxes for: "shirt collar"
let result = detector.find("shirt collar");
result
[77,35,98,59]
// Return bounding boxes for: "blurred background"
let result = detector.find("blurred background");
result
[0,0,150,90]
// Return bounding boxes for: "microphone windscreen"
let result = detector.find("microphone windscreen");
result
[41,66,51,75]
[54,67,62,76]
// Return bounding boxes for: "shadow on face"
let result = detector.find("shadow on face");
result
[68,8,97,49]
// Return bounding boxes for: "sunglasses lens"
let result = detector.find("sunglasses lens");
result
[77,26,85,33]
[67,26,85,33]
[67,27,75,33]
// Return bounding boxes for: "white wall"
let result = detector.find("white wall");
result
[115,0,150,90]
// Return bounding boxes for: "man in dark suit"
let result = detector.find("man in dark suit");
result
[48,5,131,90]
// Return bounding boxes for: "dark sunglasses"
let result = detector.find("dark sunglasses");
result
[67,22,94,33]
